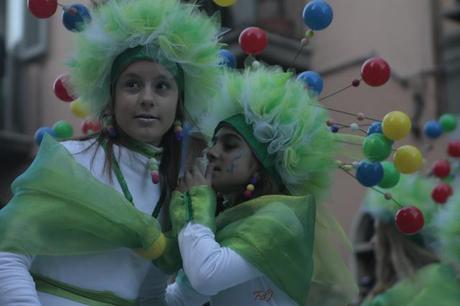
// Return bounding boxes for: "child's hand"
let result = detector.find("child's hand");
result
[177,177,187,193]
[183,159,212,190]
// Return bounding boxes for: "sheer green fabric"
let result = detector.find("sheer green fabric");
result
[308,203,358,306]
[33,273,135,306]
[188,186,217,232]
[363,263,460,306]
[0,135,163,257]
[170,191,190,236]
[215,194,316,306]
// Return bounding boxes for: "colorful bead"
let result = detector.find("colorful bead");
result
[243,190,253,199]
[300,38,309,46]
[174,120,183,141]
[246,184,255,191]
[350,123,359,131]
[151,171,160,184]
[384,193,393,200]
[148,158,159,170]
[107,126,117,138]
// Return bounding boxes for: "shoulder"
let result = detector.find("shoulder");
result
[59,138,107,172]
[60,138,99,156]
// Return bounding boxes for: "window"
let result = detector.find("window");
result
[0,0,6,128]
[1,0,47,134]
[19,2,48,61]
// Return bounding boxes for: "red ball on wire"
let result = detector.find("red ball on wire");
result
[81,120,101,135]
[431,183,453,204]
[447,140,460,158]
[28,0,58,19]
[361,57,391,87]
[432,160,451,178]
[238,27,268,55]
[53,74,77,102]
[395,206,424,235]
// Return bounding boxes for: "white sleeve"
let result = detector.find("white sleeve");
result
[178,222,263,296]
[0,252,41,306]
[165,271,209,306]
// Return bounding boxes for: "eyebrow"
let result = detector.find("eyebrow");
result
[214,131,243,142]
[120,73,174,82]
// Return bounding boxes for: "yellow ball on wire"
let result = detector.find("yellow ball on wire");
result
[213,0,238,7]
[393,145,423,174]
[382,111,412,141]
[70,100,89,118]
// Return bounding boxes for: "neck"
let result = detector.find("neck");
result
[116,133,163,159]
[222,191,247,207]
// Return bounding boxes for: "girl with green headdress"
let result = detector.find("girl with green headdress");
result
[0,0,221,305]
[363,182,460,306]
[359,175,440,302]
[162,66,358,306]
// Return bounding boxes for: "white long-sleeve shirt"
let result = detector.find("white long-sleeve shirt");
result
[0,139,168,306]
[166,222,298,306]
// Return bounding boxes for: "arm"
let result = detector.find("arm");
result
[178,222,263,296]
[165,270,210,306]
[0,252,41,306]
[175,168,263,295]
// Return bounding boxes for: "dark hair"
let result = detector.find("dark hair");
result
[216,166,287,215]
[75,91,183,230]
[235,167,287,204]
[100,97,183,228]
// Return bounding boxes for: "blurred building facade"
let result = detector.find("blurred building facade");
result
[1,0,460,299]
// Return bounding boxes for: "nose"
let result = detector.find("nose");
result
[206,144,219,163]
[140,86,155,108]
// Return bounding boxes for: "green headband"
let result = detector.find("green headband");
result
[217,114,283,185]
[110,45,184,91]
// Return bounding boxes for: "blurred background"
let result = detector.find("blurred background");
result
[1,0,460,303]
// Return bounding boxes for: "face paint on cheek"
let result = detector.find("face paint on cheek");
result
[226,151,243,174]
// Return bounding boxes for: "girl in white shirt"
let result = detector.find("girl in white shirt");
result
[0,0,221,305]
[165,67,358,306]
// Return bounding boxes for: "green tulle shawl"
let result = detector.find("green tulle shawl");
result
[363,263,460,306]
[215,194,316,306]
[0,135,163,256]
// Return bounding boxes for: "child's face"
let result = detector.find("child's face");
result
[114,60,179,145]
[207,126,259,195]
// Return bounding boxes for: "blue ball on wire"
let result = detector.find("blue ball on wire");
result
[218,49,237,68]
[297,71,324,95]
[356,161,384,187]
[302,0,334,31]
[367,121,382,136]
[34,127,56,145]
[423,120,443,139]
[62,4,91,32]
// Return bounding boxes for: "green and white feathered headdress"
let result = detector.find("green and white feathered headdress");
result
[200,66,337,198]
[437,190,460,266]
[68,0,222,121]
[363,175,438,227]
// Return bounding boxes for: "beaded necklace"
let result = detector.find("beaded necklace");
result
[99,136,163,218]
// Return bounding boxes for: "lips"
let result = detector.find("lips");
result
[134,114,158,119]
